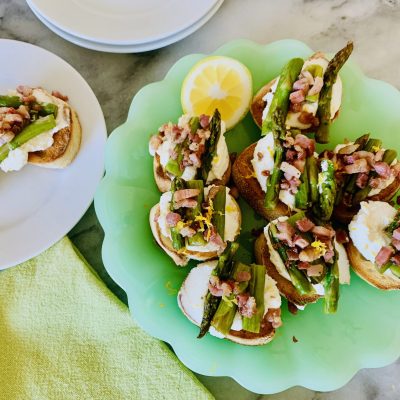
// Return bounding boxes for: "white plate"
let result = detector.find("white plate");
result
[28,0,223,53]
[29,0,220,45]
[0,40,107,269]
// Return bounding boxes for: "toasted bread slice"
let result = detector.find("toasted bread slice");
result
[153,154,232,193]
[346,241,400,290]
[232,142,291,221]
[177,261,278,346]
[254,233,322,306]
[250,79,277,129]
[334,179,400,225]
[28,108,81,168]
[149,192,241,267]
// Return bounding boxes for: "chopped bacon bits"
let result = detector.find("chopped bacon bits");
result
[173,189,200,202]
[266,308,282,328]
[375,246,394,267]
[295,217,315,232]
[391,254,400,266]
[393,228,400,241]
[165,212,181,227]
[374,162,391,179]
[51,90,69,101]
[344,158,369,174]
[237,293,257,318]
[289,90,305,104]
[236,271,251,282]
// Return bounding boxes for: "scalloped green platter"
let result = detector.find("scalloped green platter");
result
[94,39,400,394]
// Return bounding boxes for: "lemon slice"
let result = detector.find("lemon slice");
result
[181,56,252,130]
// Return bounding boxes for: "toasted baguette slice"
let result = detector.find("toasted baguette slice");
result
[232,142,291,221]
[346,241,400,290]
[177,261,278,346]
[149,191,241,267]
[334,179,400,224]
[153,154,231,193]
[250,79,277,129]
[28,107,81,168]
[254,233,321,306]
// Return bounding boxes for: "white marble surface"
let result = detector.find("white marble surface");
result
[2,0,400,398]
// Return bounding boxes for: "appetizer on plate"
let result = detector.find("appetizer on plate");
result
[0,85,81,172]
[178,243,283,345]
[150,179,241,267]
[323,134,400,224]
[251,42,353,143]
[254,212,350,312]
[348,201,400,290]
[149,110,231,192]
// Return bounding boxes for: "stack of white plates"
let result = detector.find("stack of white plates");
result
[27,0,223,53]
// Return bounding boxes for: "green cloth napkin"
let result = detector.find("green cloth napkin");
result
[0,237,213,400]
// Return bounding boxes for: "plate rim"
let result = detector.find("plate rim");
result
[0,39,107,269]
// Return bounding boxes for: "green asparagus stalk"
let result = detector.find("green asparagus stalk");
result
[286,211,307,226]
[0,115,56,163]
[38,102,58,117]
[198,242,239,338]
[211,186,226,240]
[316,159,336,221]
[385,212,400,236]
[390,265,400,278]
[308,156,319,204]
[353,149,397,204]
[185,180,206,246]
[0,95,22,108]
[165,139,188,177]
[264,143,283,210]
[315,42,354,144]
[201,109,221,181]
[211,262,251,335]
[323,253,339,314]
[295,159,310,209]
[169,178,185,250]
[242,264,266,333]
[262,58,304,136]
[189,116,200,133]
[268,222,316,295]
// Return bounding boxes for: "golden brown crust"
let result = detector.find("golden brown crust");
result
[250,79,277,129]
[346,241,400,290]
[153,153,232,193]
[333,178,400,225]
[232,143,291,221]
[254,234,322,306]
[28,108,81,168]
[225,312,276,346]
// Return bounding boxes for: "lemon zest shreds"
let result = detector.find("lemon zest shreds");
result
[311,240,327,256]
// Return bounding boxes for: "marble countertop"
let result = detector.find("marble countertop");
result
[2,0,400,398]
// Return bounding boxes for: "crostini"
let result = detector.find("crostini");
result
[178,243,282,345]
[254,212,350,312]
[0,85,81,172]
[348,201,400,290]
[150,178,241,267]
[321,134,400,224]
[251,42,353,143]
[149,109,231,192]
[233,132,336,221]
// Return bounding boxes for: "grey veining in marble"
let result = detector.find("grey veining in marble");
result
[2,0,400,398]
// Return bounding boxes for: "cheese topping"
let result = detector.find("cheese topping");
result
[349,201,397,263]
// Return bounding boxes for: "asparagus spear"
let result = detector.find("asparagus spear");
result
[242,264,266,333]
[198,242,239,338]
[268,222,315,295]
[323,253,339,313]
[0,115,56,163]
[353,149,397,204]
[315,42,354,144]
[169,178,185,250]
[308,156,319,204]
[316,159,336,221]
[0,95,22,108]
[211,262,251,335]
[38,102,58,117]
[385,212,400,236]
[165,139,187,177]
[264,143,283,210]
[185,180,206,246]
[211,186,226,240]
[201,109,221,181]
[295,158,310,209]
[262,58,304,136]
